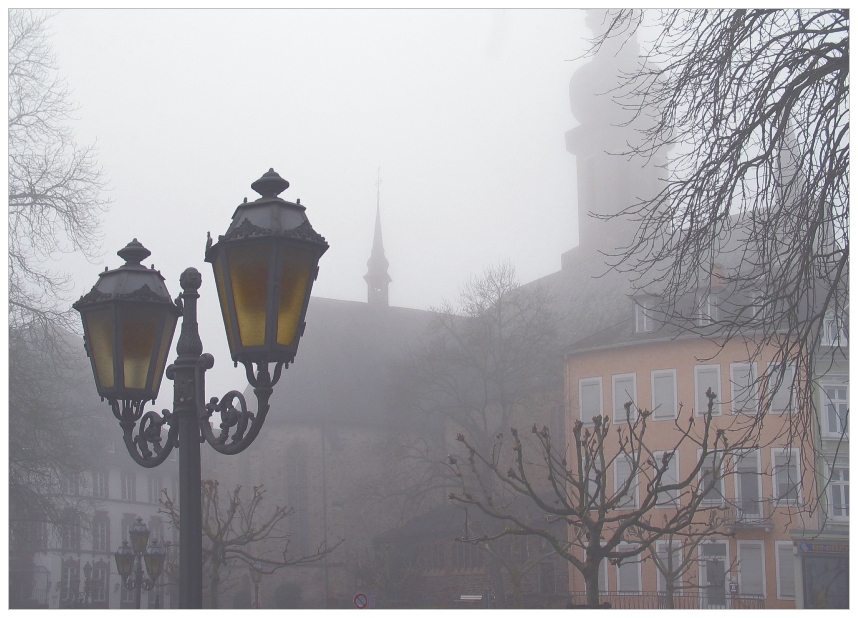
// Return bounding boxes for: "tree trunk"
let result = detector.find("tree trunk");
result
[583,562,601,608]
[209,562,221,609]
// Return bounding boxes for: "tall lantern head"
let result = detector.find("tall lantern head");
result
[73,239,180,404]
[205,169,328,368]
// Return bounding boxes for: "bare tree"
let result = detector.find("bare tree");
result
[9,8,109,331]
[377,263,564,605]
[449,392,745,608]
[584,9,848,463]
[160,480,339,609]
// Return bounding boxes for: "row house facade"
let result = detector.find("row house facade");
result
[562,297,848,609]
[29,435,179,609]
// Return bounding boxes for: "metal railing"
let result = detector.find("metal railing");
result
[563,592,765,609]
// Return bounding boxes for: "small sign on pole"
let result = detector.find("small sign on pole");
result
[354,593,368,609]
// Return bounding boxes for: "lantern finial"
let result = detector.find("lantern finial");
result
[250,169,290,198]
[117,239,152,268]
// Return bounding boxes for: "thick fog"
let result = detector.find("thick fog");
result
[48,9,588,410]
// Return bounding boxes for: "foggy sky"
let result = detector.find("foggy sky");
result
[46,9,588,409]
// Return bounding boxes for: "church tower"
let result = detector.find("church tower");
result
[562,10,668,269]
[364,172,391,306]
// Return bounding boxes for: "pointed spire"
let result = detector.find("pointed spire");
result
[365,167,391,306]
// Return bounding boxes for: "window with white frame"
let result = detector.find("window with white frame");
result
[121,472,136,502]
[92,562,108,603]
[735,450,762,520]
[654,450,680,507]
[579,378,603,424]
[698,451,724,506]
[772,448,801,505]
[614,456,638,509]
[655,541,684,594]
[766,364,795,414]
[92,470,108,498]
[730,362,758,415]
[775,541,796,600]
[616,544,642,594]
[148,476,162,503]
[699,542,728,609]
[695,365,721,416]
[635,298,654,333]
[92,514,109,552]
[821,383,849,438]
[652,369,677,419]
[612,373,637,423]
[737,541,766,597]
[828,466,849,520]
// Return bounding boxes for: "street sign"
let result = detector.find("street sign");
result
[354,593,368,609]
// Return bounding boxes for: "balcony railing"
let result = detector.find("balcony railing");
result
[561,592,765,610]
[725,501,773,533]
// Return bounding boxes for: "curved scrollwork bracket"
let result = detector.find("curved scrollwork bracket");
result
[111,400,178,468]
[199,361,284,456]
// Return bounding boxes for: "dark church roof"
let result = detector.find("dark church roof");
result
[263,297,433,427]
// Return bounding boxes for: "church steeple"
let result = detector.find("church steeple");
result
[364,169,391,306]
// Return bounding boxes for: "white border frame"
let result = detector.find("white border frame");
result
[615,543,642,594]
[820,380,849,439]
[733,449,763,520]
[697,448,725,507]
[697,540,731,609]
[614,455,639,510]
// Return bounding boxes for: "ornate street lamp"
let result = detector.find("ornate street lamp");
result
[76,170,328,609]
[72,561,99,608]
[115,520,167,609]
[249,561,262,609]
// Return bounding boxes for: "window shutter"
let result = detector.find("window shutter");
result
[653,372,676,419]
[613,376,636,422]
[740,543,764,595]
[696,366,720,415]
[581,381,601,421]
[777,543,795,598]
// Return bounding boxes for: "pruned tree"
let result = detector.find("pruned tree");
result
[582,9,848,457]
[160,480,340,609]
[449,391,744,608]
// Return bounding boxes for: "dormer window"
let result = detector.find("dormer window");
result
[821,313,848,347]
[697,293,719,326]
[635,298,654,333]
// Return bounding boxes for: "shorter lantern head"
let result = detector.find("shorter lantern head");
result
[144,539,166,581]
[115,541,135,580]
[73,239,180,404]
[205,169,328,368]
[128,517,150,555]
[250,561,262,584]
[83,561,92,580]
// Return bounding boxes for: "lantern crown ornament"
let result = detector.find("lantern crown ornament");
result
[205,168,328,369]
[73,239,181,404]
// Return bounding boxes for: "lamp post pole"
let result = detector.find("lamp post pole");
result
[250,562,262,609]
[172,269,205,609]
[74,170,328,610]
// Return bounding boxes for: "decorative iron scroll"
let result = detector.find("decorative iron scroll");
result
[111,400,177,468]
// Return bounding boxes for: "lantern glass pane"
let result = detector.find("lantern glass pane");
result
[86,307,115,389]
[277,246,316,346]
[227,243,272,347]
[212,255,236,351]
[151,312,177,395]
[120,304,161,390]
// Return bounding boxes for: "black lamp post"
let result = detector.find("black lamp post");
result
[75,170,328,609]
[250,561,262,609]
[114,519,166,609]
